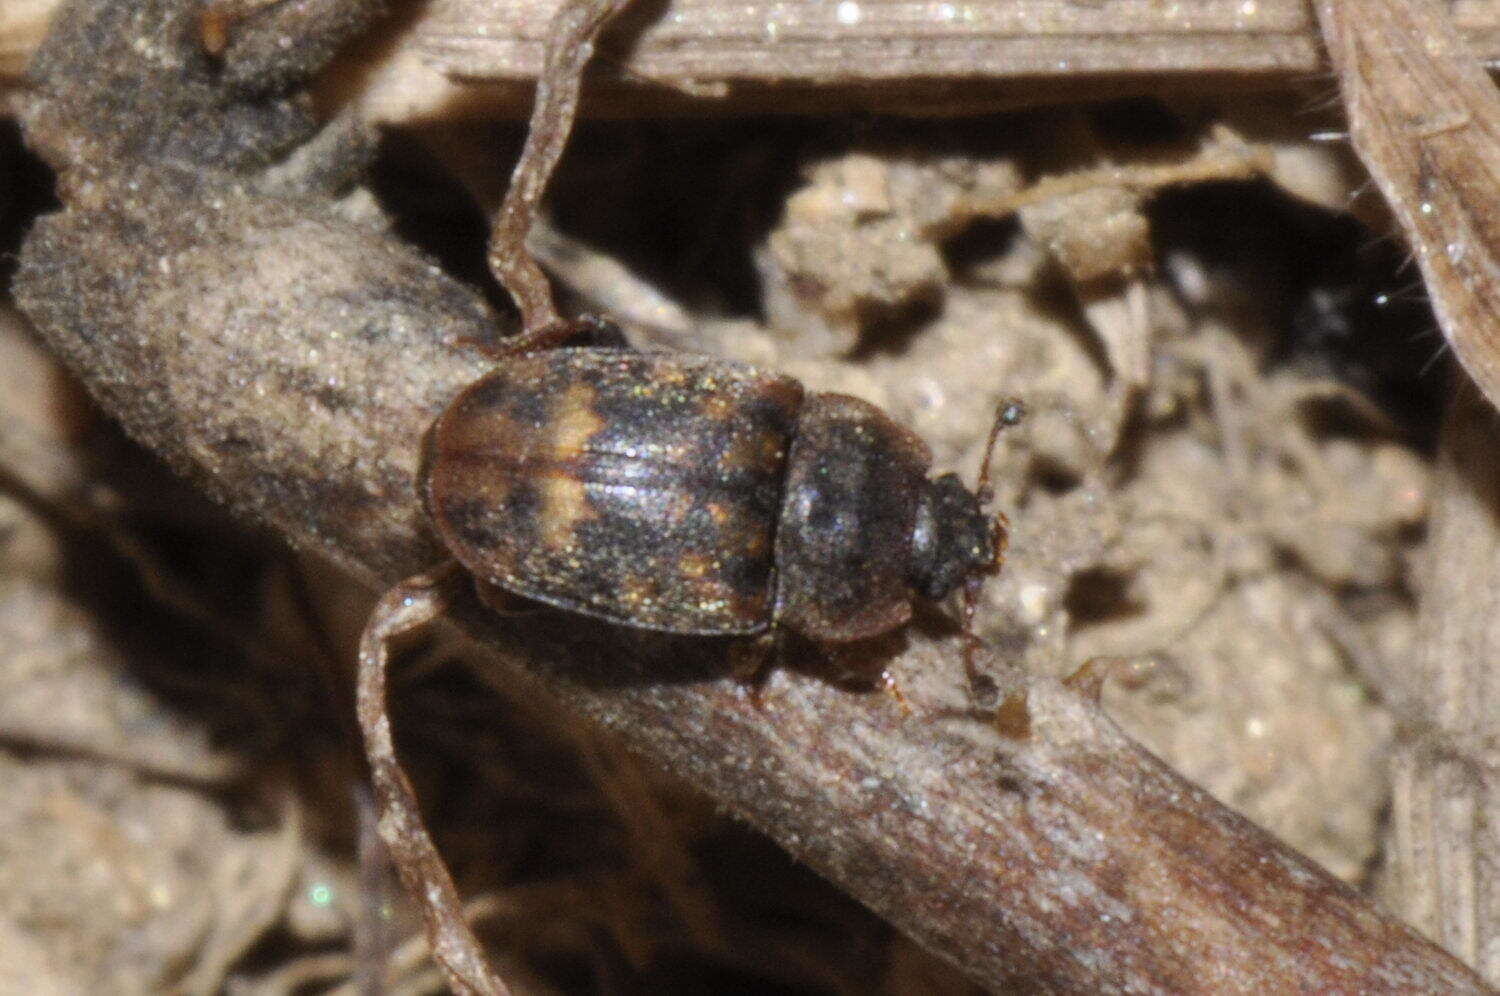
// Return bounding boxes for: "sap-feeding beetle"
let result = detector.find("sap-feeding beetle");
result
[422,340,1022,686]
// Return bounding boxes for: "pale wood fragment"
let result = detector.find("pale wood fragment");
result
[425,0,1323,80]
[403,0,1500,105]
[1390,389,1500,985]
[0,0,56,80]
[1313,1,1500,975]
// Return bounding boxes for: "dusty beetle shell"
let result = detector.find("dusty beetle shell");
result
[422,346,1001,648]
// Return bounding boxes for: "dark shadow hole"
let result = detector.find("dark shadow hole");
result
[1025,454,1083,496]
[0,117,61,295]
[1297,393,1397,443]
[1063,566,1146,629]
[367,126,515,316]
[1148,178,1444,447]
[846,291,944,359]
[1086,97,1191,147]
[551,117,819,320]
[941,215,1022,275]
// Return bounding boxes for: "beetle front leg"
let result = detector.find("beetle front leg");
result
[819,641,913,717]
[356,563,512,996]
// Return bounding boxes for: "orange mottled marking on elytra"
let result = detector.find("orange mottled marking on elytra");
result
[618,573,662,613]
[535,470,593,551]
[720,427,787,474]
[532,382,606,551]
[739,528,769,559]
[678,552,715,579]
[547,382,605,457]
[697,391,736,421]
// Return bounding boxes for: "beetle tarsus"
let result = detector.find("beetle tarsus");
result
[879,669,914,717]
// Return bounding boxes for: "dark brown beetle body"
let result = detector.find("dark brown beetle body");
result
[422,347,999,646]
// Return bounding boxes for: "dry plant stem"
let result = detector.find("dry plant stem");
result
[486,0,635,345]
[355,564,511,996]
[1391,388,1500,984]
[14,0,1500,103]
[961,134,1269,220]
[1314,0,1500,413]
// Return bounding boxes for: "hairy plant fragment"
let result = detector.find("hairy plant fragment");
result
[1314,0,1500,414]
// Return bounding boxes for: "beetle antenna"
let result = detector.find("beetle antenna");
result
[976,398,1024,508]
[962,398,1024,703]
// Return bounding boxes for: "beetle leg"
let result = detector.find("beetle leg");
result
[821,641,913,716]
[356,562,512,996]
[959,596,1000,711]
[486,0,638,340]
[472,579,539,617]
[457,313,632,359]
[729,630,777,686]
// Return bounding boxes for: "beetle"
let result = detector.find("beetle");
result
[420,336,1021,687]
[366,337,1020,996]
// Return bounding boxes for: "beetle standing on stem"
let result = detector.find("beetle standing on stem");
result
[354,1,1022,992]
[423,337,1023,693]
